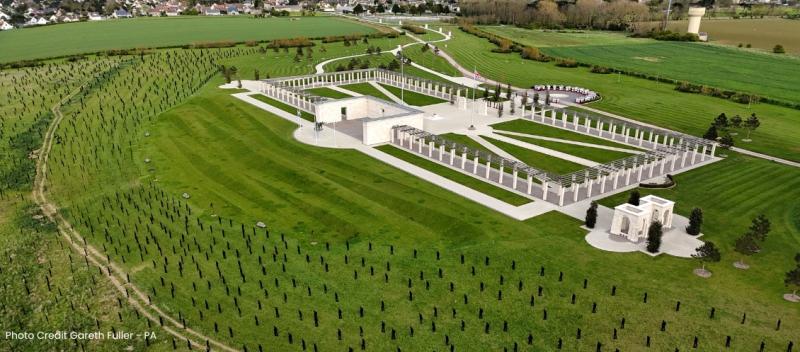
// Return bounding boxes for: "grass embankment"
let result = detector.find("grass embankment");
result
[439,25,800,162]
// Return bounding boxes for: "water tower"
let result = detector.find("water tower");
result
[687,7,706,35]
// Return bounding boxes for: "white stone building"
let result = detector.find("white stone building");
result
[610,195,674,242]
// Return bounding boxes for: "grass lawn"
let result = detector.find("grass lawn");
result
[438,25,800,162]
[306,87,353,99]
[495,132,635,164]
[439,133,488,152]
[0,16,377,63]
[491,119,638,150]
[339,82,394,101]
[483,25,800,105]
[378,83,447,106]
[481,136,586,174]
[250,93,315,122]
[375,144,532,206]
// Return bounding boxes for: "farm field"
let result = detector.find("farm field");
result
[482,26,800,105]
[664,18,800,54]
[0,16,376,62]
[437,25,800,162]
[2,16,799,352]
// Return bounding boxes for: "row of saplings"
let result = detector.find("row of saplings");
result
[584,191,800,303]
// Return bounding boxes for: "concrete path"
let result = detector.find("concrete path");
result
[328,85,362,97]
[368,81,405,105]
[467,134,521,162]
[493,129,643,154]
[730,146,800,168]
[484,132,599,167]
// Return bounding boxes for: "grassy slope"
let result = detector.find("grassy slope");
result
[483,26,800,105]
[376,145,532,206]
[135,83,800,350]
[0,16,376,62]
[438,26,800,162]
[664,18,800,55]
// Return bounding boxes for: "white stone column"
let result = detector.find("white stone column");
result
[701,145,708,161]
[461,151,467,169]
[418,138,423,153]
[473,157,479,174]
[450,148,456,165]
[587,178,594,197]
[625,168,632,185]
[439,144,445,161]
[659,158,666,174]
[637,165,643,181]
[558,185,565,206]
[612,171,619,190]
[710,144,716,158]
[512,169,518,189]
[485,161,491,179]
[529,176,535,196]
[572,183,579,202]
[499,166,505,183]
[600,175,607,194]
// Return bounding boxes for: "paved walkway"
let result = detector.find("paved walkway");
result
[467,134,521,162]
[493,130,643,154]
[329,85,362,97]
[484,132,599,167]
[368,81,405,104]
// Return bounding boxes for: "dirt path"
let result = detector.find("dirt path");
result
[32,77,239,352]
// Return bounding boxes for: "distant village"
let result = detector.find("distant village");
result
[0,0,457,30]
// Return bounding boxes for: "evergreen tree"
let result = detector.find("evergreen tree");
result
[744,113,760,140]
[685,208,703,236]
[713,113,729,129]
[646,221,663,253]
[730,114,743,129]
[627,190,640,206]
[733,233,759,268]
[585,201,598,229]
[748,214,771,241]
[719,132,734,148]
[692,241,721,272]
[702,124,718,140]
[493,84,501,102]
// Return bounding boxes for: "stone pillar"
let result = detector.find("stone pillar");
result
[558,185,566,206]
[625,168,631,185]
[710,144,716,158]
[499,166,505,184]
[612,171,619,190]
[485,161,491,179]
[473,157,479,174]
[512,169,518,189]
[692,145,699,164]
[637,165,643,181]
[624,127,629,143]
[450,148,456,165]
[659,158,666,174]
[671,154,678,171]
[439,144,445,161]
[418,138,423,153]
[648,161,655,178]
[587,178,593,197]
[600,175,607,194]
[681,150,688,168]
[461,151,467,169]
[701,145,708,161]
[529,176,535,196]
[572,183,579,202]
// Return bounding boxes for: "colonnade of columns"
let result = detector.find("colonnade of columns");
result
[261,82,316,114]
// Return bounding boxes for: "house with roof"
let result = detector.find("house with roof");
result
[204,6,221,15]
[0,19,13,30]
[112,9,133,18]
[226,4,239,14]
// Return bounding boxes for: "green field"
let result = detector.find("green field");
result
[2,18,800,352]
[665,18,800,55]
[0,16,376,62]
[306,87,353,99]
[482,26,800,105]
[438,25,800,162]
[496,133,635,164]
[491,119,639,150]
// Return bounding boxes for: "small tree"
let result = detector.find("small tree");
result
[533,93,539,104]
[744,113,760,140]
[730,114,742,129]
[733,233,759,269]
[748,214,771,242]
[506,83,512,99]
[713,113,728,129]
[718,132,734,149]
[627,190,640,206]
[585,201,598,229]
[785,256,800,301]
[493,84,501,102]
[692,241,721,274]
[254,69,260,81]
[685,207,703,236]
[773,44,785,54]
[702,124,718,140]
[646,221,663,254]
